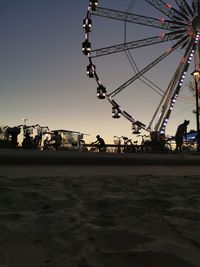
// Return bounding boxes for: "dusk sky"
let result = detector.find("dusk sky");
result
[0,0,197,143]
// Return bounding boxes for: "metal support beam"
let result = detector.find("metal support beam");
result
[92,7,185,30]
[91,33,179,58]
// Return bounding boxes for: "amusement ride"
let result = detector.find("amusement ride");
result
[82,0,200,136]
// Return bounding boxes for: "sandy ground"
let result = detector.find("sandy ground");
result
[0,163,200,267]
[1,164,200,177]
[1,149,200,266]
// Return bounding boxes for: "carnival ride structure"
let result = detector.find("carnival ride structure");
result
[82,0,200,135]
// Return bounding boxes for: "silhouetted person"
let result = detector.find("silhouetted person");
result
[22,132,32,149]
[175,120,190,153]
[150,131,160,153]
[33,135,40,149]
[93,135,106,151]
[43,136,49,150]
[51,131,62,150]
[10,127,21,148]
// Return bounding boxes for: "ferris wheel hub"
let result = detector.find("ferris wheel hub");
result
[192,16,200,32]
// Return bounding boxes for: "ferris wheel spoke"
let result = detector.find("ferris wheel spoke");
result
[109,38,184,98]
[180,36,190,49]
[145,0,189,21]
[91,33,179,58]
[191,0,199,15]
[192,0,200,15]
[192,1,196,14]
[175,0,194,17]
[198,0,200,16]
[92,7,178,30]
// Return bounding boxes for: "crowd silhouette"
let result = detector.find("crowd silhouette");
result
[0,120,198,153]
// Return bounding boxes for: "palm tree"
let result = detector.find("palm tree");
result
[188,79,200,114]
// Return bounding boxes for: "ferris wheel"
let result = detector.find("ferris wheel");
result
[82,0,200,135]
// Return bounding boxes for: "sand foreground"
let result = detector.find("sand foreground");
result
[0,170,200,267]
[0,149,200,266]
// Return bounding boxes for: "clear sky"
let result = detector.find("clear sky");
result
[0,0,197,144]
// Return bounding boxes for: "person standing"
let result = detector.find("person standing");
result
[22,132,33,149]
[175,120,190,153]
[10,126,21,148]
[52,131,62,150]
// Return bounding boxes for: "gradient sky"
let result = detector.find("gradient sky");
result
[0,0,197,144]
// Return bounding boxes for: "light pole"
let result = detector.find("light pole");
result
[191,70,200,151]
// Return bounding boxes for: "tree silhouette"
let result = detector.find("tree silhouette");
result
[188,79,200,114]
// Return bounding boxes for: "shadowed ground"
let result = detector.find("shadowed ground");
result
[0,149,200,267]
